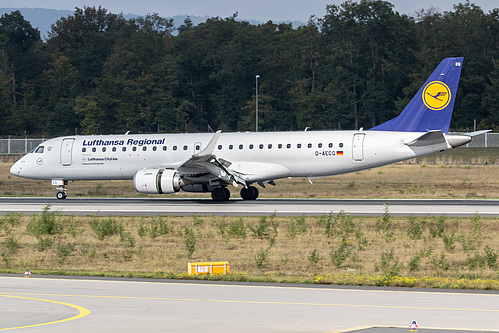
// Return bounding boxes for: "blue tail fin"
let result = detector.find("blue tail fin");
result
[370,57,463,133]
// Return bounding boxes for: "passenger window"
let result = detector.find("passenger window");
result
[297,144,301,148]
[286,144,291,149]
[218,145,222,150]
[153,146,157,151]
[278,144,282,149]
[102,147,106,152]
[142,146,147,151]
[318,143,322,148]
[82,148,86,153]
[132,147,137,152]
[183,145,188,150]
[339,143,344,148]
[329,143,333,148]
[249,144,254,149]
[35,146,44,153]
[229,145,233,150]
[122,147,127,152]
[308,143,312,148]
[259,144,264,149]
[112,147,117,152]
[239,144,243,149]
[92,147,96,152]
[196,145,200,150]
[163,146,167,151]
[268,144,272,149]
[173,146,177,151]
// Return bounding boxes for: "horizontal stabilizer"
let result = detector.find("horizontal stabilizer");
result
[405,130,446,147]
[461,130,492,137]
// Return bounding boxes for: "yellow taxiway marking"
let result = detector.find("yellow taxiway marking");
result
[1,291,499,313]
[0,295,90,331]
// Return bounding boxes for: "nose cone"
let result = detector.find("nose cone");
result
[10,159,24,177]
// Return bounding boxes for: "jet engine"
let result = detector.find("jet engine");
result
[133,169,181,194]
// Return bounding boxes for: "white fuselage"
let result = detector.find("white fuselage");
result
[10,130,449,182]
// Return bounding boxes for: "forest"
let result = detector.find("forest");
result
[0,0,498,137]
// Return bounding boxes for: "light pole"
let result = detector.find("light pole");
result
[255,75,260,132]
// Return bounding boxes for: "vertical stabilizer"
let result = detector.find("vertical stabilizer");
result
[370,57,463,133]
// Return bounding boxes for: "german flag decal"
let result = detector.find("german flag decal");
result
[337,151,344,156]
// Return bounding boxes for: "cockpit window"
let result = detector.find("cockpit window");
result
[35,146,44,154]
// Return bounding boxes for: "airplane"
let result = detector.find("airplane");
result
[10,57,482,201]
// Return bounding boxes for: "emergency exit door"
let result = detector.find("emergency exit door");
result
[60,138,74,166]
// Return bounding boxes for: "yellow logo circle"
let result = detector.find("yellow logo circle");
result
[422,81,451,111]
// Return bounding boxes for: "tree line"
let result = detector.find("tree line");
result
[0,1,498,137]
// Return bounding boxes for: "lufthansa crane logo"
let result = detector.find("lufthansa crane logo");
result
[422,81,451,111]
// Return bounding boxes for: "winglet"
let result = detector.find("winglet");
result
[194,130,221,158]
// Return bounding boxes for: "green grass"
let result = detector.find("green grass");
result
[1,207,499,290]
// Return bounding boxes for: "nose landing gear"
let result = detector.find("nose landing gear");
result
[52,179,68,200]
[56,190,67,200]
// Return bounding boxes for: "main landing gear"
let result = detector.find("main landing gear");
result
[240,186,259,200]
[210,185,260,201]
[211,187,231,201]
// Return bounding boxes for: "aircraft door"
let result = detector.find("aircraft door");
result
[194,142,202,154]
[352,133,365,161]
[60,138,75,166]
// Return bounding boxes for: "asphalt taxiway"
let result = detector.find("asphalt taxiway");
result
[0,197,498,217]
[1,275,498,332]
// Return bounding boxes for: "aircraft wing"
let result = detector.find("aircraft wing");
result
[152,131,290,188]
[174,131,247,187]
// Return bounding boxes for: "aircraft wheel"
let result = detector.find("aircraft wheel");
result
[249,186,259,200]
[223,187,231,201]
[240,187,252,200]
[211,187,230,201]
[241,186,259,200]
[56,191,67,200]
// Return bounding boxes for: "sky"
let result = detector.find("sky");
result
[5,0,498,22]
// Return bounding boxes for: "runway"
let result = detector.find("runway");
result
[0,197,498,217]
[0,275,498,332]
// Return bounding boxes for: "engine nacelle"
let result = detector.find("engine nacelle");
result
[133,169,181,194]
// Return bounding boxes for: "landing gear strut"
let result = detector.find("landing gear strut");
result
[240,186,259,200]
[211,187,231,201]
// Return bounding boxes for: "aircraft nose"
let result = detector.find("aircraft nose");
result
[10,159,23,176]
